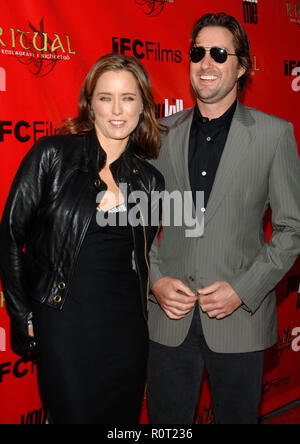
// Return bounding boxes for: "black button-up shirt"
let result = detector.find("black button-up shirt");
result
[188,100,237,209]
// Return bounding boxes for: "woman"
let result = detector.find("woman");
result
[0,54,166,424]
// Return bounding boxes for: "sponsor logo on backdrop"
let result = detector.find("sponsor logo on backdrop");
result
[252,56,260,72]
[242,0,259,25]
[0,18,76,76]
[21,408,48,425]
[286,1,300,26]
[0,66,6,91]
[135,0,174,16]
[0,358,37,383]
[0,120,57,143]
[272,324,300,357]
[195,401,215,424]
[112,37,182,63]
[250,55,261,78]
[284,60,300,92]
[284,59,300,76]
[156,98,184,118]
[262,376,291,394]
[0,292,6,352]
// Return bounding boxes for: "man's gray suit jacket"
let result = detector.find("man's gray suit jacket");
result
[148,101,300,353]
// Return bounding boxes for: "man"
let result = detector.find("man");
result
[147,12,300,425]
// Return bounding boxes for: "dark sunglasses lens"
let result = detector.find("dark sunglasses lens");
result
[210,47,228,63]
[190,47,205,63]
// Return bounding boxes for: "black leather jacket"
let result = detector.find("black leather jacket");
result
[0,130,164,356]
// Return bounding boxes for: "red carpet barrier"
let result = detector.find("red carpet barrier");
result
[0,0,299,424]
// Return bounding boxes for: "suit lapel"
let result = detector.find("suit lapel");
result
[204,101,254,225]
[168,108,194,194]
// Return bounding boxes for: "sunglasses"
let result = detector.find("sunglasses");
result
[190,46,238,64]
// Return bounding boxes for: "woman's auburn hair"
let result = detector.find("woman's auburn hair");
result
[59,53,168,159]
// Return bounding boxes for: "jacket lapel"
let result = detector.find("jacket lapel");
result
[204,102,255,225]
[168,108,194,194]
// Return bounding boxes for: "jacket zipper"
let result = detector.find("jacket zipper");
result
[129,183,150,311]
[61,208,94,307]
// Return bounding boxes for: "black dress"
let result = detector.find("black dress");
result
[33,204,149,424]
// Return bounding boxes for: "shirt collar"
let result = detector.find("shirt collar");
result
[193,99,237,132]
[84,128,133,178]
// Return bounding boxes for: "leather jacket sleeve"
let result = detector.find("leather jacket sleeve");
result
[0,137,54,356]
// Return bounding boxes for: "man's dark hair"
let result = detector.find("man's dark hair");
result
[191,12,252,92]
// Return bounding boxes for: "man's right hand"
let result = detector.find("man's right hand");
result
[151,277,198,320]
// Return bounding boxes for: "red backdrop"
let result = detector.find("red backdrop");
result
[0,0,299,424]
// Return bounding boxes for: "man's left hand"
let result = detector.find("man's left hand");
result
[198,281,242,320]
